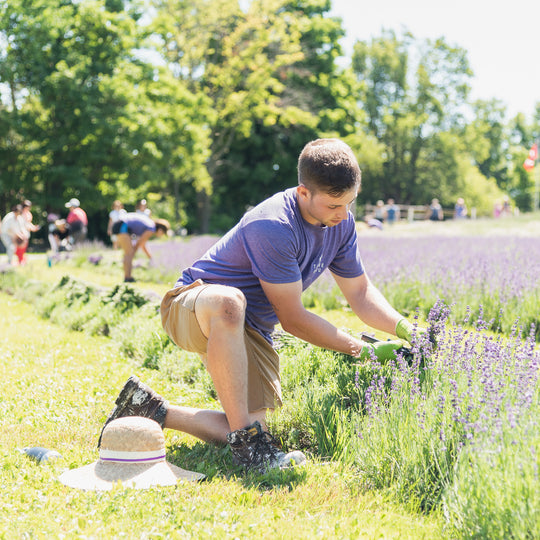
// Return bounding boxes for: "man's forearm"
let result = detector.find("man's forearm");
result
[281,309,365,357]
[349,286,402,336]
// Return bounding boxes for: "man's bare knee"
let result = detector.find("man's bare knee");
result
[196,286,246,335]
[217,289,246,325]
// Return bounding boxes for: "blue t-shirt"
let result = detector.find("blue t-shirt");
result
[179,188,364,341]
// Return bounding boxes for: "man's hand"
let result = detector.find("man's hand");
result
[396,318,435,348]
[358,340,404,362]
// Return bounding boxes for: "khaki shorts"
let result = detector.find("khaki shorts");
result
[160,279,282,411]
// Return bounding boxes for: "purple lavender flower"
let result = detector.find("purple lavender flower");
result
[88,254,102,265]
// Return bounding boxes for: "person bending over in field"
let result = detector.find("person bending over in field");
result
[99,138,428,473]
[111,212,170,282]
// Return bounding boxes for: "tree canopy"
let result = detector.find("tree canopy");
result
[0,0,538,237]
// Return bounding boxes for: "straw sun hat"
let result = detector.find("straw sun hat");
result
[59,416,205,490]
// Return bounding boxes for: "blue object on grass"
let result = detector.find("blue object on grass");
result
[20,446,63,463]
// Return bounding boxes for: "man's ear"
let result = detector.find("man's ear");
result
[296,184,310,201]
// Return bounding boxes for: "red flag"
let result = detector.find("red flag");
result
[523,143,538,171]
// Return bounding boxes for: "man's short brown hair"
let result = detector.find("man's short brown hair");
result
[298,138,361,196]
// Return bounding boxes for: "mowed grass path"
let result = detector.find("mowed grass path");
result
[0,292,443,539]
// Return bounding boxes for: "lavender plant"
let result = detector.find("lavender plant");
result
[349,300,539,534]
[147,235,218,275]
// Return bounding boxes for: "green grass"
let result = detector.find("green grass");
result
[4,215,540,538]
[0,293,443,539]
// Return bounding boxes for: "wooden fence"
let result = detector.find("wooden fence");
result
[362,204,477,222]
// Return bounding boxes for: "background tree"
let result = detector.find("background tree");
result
[0,0,211,236]
[507,107,540,211]
[207,0,374,230]
[149,0,314,231]
[465,100,511,190]
[0,0,139,217]
[106,62,213,230]
[1,0,538,239]
[351,31,477,207]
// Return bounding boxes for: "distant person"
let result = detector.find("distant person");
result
[111,212,170,282]
[48,219,71,253]
[374,200,386,222]
[107,200,127,249]
[385,198,400,225]
[19,200,41,262]
[366,217,383,230]
[426,198,443,221]
[453,197,467,219]
[136,199,151,217]
[501,195,511,217]
[65,198,88,245]
[1,204,29,265]
[21,200,40,234]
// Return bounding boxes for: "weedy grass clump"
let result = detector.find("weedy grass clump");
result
[32,276,156,339]
[3,272,219,401]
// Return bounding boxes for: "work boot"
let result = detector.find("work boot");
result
[227,421,306,474]
[98,375,169,447]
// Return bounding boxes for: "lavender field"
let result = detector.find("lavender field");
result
[282,228,539,538]
[145,228,540,537]
[147,234,219,276]
[349,299,539,537]
[146,231,540,340]
[303,233,540,340]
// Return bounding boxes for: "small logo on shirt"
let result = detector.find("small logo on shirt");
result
[312,254,325,275]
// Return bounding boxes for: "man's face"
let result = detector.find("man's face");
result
[297,185,358,227]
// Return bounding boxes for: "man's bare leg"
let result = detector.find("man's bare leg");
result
[163,284,265,442]
[164,406,267,444]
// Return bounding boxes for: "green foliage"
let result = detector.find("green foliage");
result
[301,278,345,310]
[1,0,539,228]
[305,392,356,462]
[0,0,140,212]
[103,283,150,313]
[273,333,382,460]
[351,383,459,512]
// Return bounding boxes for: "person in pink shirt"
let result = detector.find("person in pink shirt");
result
[65,198,88,245]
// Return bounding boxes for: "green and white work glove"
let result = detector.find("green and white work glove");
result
[395,318,433,347]
[358,340,404,362]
